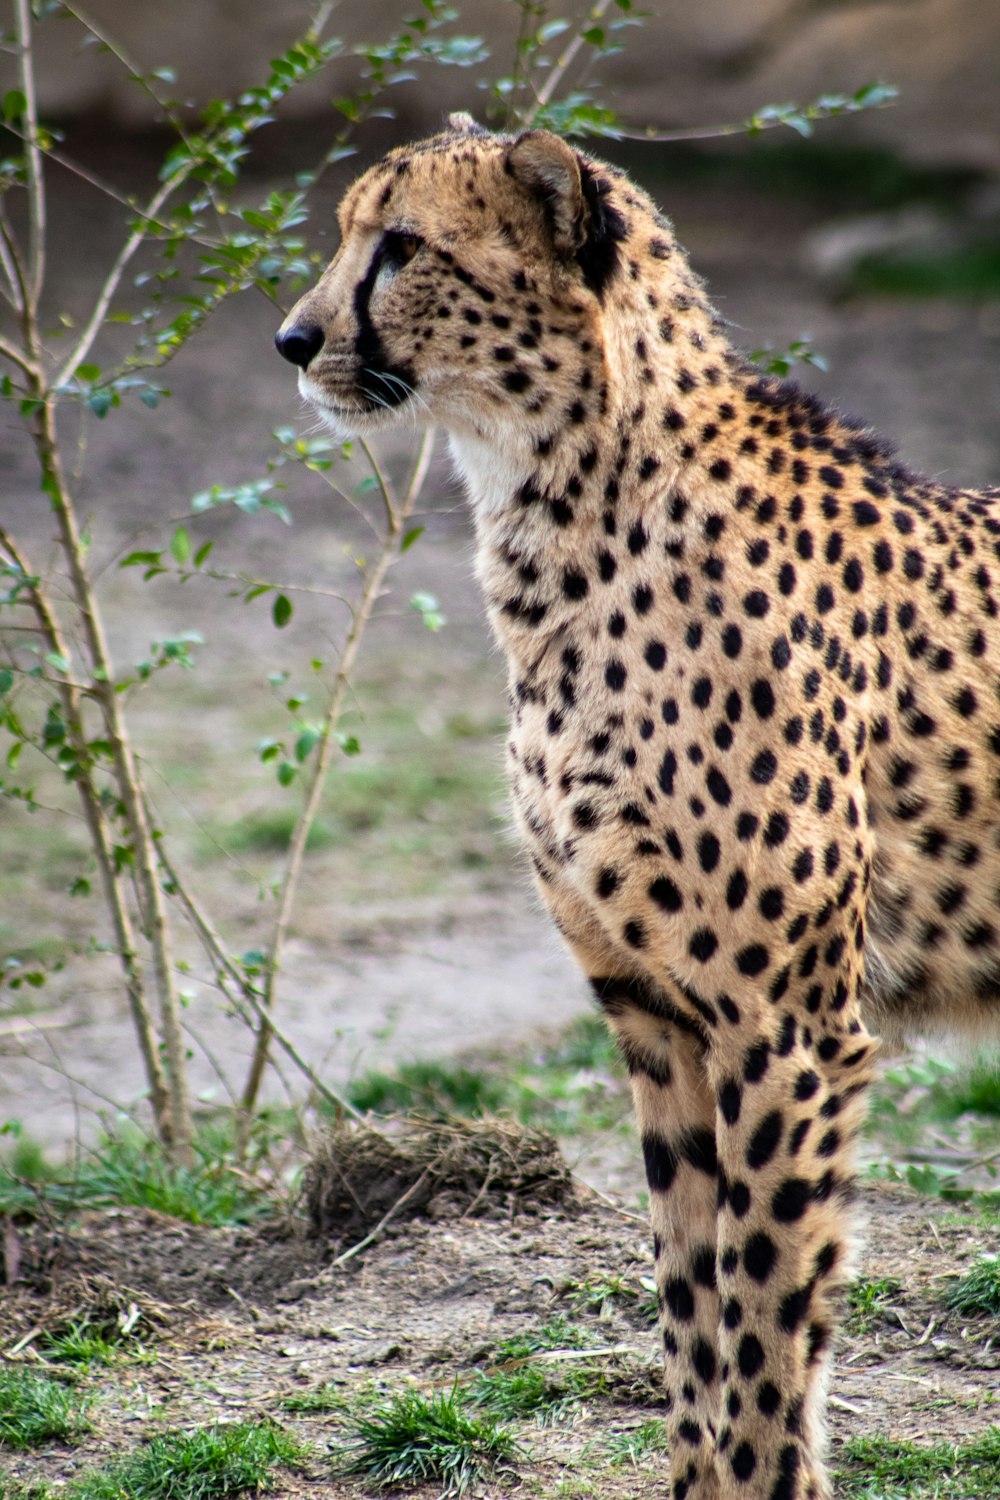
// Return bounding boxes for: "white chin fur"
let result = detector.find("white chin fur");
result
[448,430,534,519]
[297,372,363,441]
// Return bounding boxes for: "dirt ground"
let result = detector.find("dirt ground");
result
[1,1176,997,1496]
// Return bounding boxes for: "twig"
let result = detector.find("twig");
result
[0,333,37,379]
[21,401,193,1162]
[524,0,614,126]
[237,429,437,1133]
[60,2,189,136]
[14,0,45,310]
[54,167,189,389]
[0,525,170,1135]
[331,1168,432,1266]
[149,820,370,1127]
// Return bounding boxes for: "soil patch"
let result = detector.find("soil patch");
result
[2,1181,998,1497]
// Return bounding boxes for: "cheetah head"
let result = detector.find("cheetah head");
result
[274,116,632,444]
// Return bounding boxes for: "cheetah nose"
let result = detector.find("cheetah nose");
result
[274,322,324,369]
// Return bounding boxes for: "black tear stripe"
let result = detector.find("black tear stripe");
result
[352,238,418,410]
[576,161,627,298]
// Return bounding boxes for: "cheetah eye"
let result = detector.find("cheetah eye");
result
[383,230,422,266]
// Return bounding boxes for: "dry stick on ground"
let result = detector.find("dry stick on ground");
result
[236,428,438,1140]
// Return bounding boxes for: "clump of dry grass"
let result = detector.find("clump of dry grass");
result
[303,1115,574,1242]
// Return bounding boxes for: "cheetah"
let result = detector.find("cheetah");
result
[276,115,1000,1500]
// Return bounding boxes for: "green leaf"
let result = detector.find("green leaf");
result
[170,525,191,564]
[410,590,446,632]
[272,593,293,628]
[44,652,69,672]
[337,732,362,757]
[69,877,91,897]
[2,89,26,124]
[87,391,113,418]
[401,525,425,553]
[193,541,213,567]
[120,550,163,570]
[277,760,296,786]
[0,668,13,697]
[294,726,321,762]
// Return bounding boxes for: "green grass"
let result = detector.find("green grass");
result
[469,1314,611,1420]
[280,1381,344,1414]
[339,1386,519,1496]
[40,1320,132,1370]
[865,1054,1000,1199]
[599,1419,669,1468]
[846,1275,904,1332]
[62,1421,301,1500]
[945,1254,1000,1318]
[0,1367,90,1450]
[347,1014,628,1136]
[0,1122,275,1226]
[837,1427,1000,1497]
[347,1059,510,1118]
[566,1272,657,1324]
[216,698,507,865]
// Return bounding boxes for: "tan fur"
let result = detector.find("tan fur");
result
[277,118,1000,1500]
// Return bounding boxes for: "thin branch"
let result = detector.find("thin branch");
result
[60,2,190,136]
[13,0,45,310]
[358,438,398,534]
[0,203,31,317]
[25,400,193,1163]
[0,524,170,1135]
[331,1167,432,1267]
[524,0,614,125]
[0,334,37,379]
[54,167,190,389]
[149,822,369,1127]
[238,429,437,1127]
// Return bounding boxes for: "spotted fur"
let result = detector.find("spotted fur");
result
[276,116,1000,1500]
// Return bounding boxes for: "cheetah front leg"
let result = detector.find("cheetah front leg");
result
[705,1001,878,1500]
[547,892,723,1499]
[594,973,723,1500]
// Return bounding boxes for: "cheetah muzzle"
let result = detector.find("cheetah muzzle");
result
[276,115,1000,1500]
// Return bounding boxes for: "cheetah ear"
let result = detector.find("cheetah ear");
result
[506,130,585,256]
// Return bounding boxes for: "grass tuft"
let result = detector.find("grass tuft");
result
[838,1427,1000,1497]
[339,1386,519,1496]
[0,1123,274,1226]
[346,1013,627,1136]
[0,1366,90,1450]
[601,1419,669,1468]
[64,1420,301,1500]
[280,1382,344,1414]
[470,1316,610,1422]
[945,1253,1000,1317]
[347,1060,509,1119]
[846,1275,904,1332]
